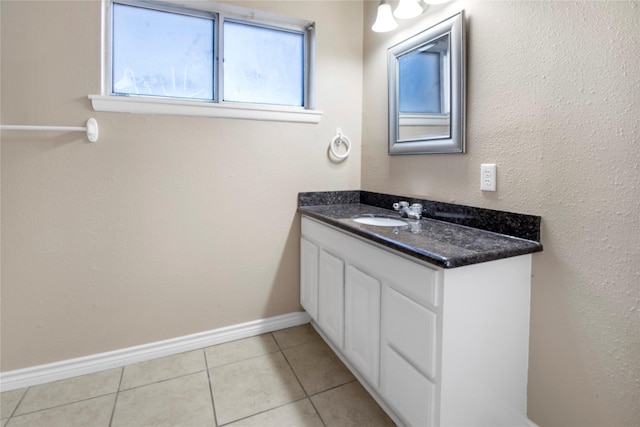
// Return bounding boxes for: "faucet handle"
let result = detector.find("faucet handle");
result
[393,201,409,211]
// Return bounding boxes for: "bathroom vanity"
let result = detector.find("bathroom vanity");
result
[298,191,542,427]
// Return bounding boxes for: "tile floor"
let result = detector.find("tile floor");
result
[1,324,396,426]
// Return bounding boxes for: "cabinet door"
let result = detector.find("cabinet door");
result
[300,237,319,321]
[345,265,381,387]
[318,249,345,348]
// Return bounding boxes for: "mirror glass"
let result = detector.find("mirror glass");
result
[388,11,465,154]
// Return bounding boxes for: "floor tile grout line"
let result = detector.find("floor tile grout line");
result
[307,397,328,427]
[205,348,281,372]
[278,340,311,398]
[108,367,125,427]
[272,330,286,352]
[3,387,29,423]
[6,391,119,421]
[305,379,373,427]
[118,367,210,393]
[216,396,313,427]
[277,332,358,398]
[209,331,326,426]
[203,348,219,427]
[276,334,329,427]
[110,334,284,392]
[210,332,322,426]
[8,364,204,418]
[204,333,284,372]
[272,327,361,427]
[307,378,359,398]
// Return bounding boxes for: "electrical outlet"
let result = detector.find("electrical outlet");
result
[481,164,497,191]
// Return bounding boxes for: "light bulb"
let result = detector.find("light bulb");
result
[394,0,423,19]
[372,1,398,33]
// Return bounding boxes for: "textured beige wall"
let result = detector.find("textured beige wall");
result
[0,0,362,370]
[363,1,639,426]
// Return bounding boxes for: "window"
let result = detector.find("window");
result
[112,3,215,101]
[222,21,304,106]
[90,0,321,123]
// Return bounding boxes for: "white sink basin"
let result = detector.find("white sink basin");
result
[352,215,408,227]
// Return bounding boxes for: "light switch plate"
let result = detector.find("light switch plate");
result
[481,164,497,191]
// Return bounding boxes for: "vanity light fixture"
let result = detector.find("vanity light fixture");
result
[372,0,451,32]
[372,0,398,33]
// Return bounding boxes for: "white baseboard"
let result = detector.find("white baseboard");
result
[0,311,311,392]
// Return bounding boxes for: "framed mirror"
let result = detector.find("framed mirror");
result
[388,11,466,155]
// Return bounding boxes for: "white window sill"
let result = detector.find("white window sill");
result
[89,95,322,124]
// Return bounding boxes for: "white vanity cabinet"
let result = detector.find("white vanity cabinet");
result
[300,216,534,427]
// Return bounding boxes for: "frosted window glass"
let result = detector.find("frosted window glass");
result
[223,21,304,106]
[112,3,214,100]
[398,51,442,113]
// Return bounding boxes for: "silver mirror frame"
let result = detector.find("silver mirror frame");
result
[388,10,466,155]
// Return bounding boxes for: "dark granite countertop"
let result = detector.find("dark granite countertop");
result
[298,191,543,269]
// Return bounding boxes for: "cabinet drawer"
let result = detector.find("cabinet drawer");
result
[382,285,437,379]
[381,344,437,427]
[382,255,439,310]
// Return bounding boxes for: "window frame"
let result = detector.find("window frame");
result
[90,0,322,123]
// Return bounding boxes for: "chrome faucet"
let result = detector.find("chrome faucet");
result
[393,201,423,220]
